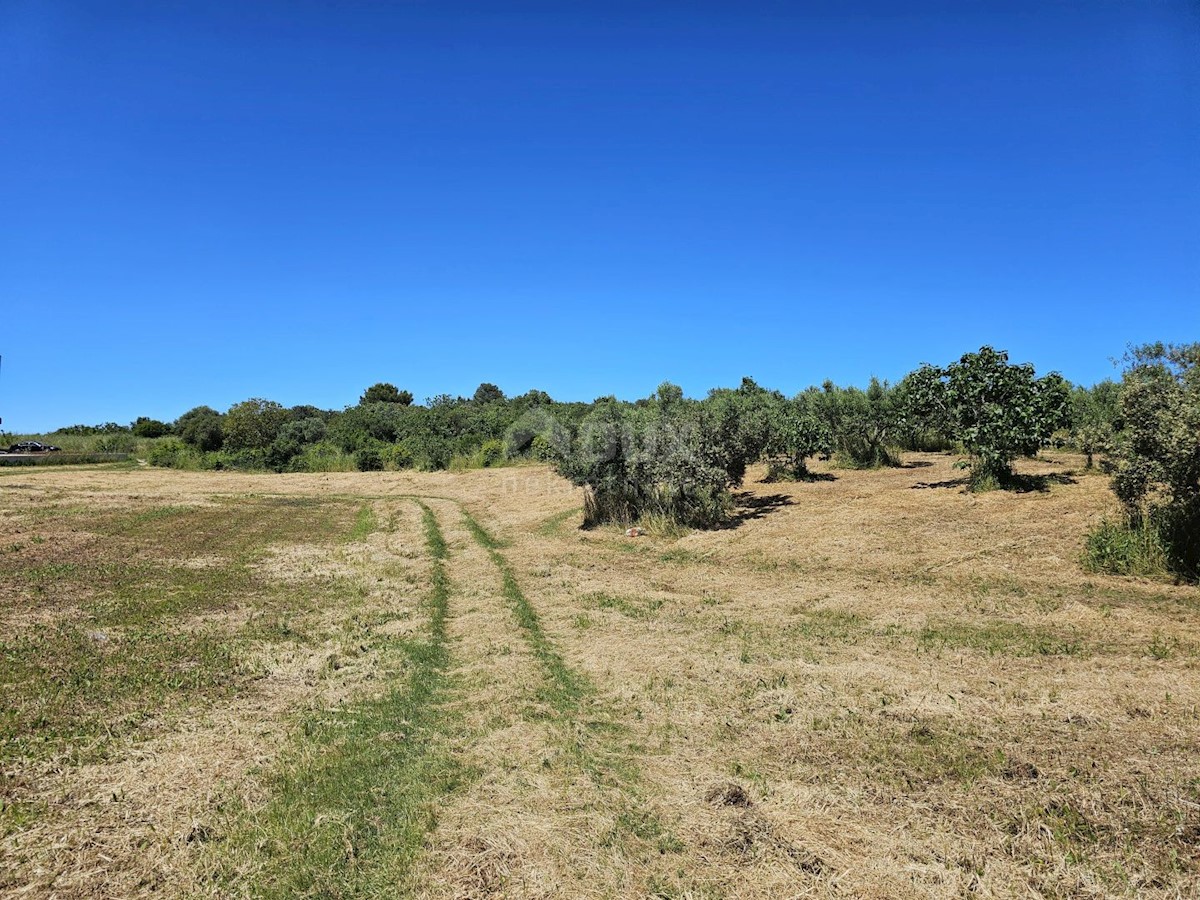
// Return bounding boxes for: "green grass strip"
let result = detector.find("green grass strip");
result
[216,500,461,898]
[460,510,591,709]
[347,502,378,542]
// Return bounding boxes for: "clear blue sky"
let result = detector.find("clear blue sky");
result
[2,1,1197,432]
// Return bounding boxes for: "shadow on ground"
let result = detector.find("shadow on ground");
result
[723,492,794,529]
[912,472,1078,493]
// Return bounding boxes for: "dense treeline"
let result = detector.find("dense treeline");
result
[11,344,1195,578]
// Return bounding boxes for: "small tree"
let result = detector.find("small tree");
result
[764,400,833,480]
[1070,381,1121,469]
[175,406,224,452]
[224,399,289,452]
[1103,342,1200,578]
[906,346,1069,488]
[473,383,505,404]
[131,416,171,438]
[360,383,413,406]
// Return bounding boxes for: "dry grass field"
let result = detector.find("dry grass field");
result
[2,453,1198,899]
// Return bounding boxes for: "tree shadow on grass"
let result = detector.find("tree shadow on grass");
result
[912,471,1078,493]
[759,471,838,484]
[912,477,970,490]
[721,492,794,529]
[1004,472,1078,493]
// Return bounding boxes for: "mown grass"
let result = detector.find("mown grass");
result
[458,504,687,862]
[210,499,465,898]
[0,495,367,842]
[460,509,590,709]
[582,591,666,619]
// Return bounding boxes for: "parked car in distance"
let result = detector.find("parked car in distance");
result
[6,441,61,453]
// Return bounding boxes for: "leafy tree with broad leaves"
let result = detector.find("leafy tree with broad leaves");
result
[1107,342,1200,578]
[764,399,833,480]
[359,383,413,405]
[905,346,1070,488]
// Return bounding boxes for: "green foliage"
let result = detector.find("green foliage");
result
[554,393,756,528]
[91,433,137,454]
[52,422,129,436]
[288,441,356,473]
[267,417,327,470]
[381,442,414,470]
[764,400,833,479]
[223,399,289,452]
[472,382,505,404]
[359,382,413,405]
[504,407,572,460]
[478,439,505,468]
[801,377,900,469]
[147,438,197,469]
[1105,342,1200,579]
[354,443,386,472]
[1070,380,1121,468]
[905,346,1070,488]
[175,406,225,451]
[131,416,171,438]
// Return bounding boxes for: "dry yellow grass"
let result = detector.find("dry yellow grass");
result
[1,453,1197,898]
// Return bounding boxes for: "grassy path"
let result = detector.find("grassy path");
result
[211,500,464,898]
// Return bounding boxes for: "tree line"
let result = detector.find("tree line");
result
[27,344,1198,579]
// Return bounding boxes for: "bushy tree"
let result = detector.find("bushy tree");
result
[131,416,171,438]
[554,394,758,528]
[764,400,833,479]
[1070,380,1121,469]
[175,406,224,452]
[905,346,1070,488]
[1105,343,1200,578]
[473,383,505,404]
[803,377,902,468]
[504,406,571,459]
[223,399,289,451]
[359,383,413,405]
[267,417,327,469]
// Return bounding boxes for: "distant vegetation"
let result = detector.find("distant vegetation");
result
[7,344,1196,579]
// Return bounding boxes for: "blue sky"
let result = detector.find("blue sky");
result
[2,1,1197,432]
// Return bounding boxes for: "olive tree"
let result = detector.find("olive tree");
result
[906,346,1070,488]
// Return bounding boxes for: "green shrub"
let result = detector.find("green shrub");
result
[147,439,195,469]
[91,433,137,454]
[555,390,755,529]
[382,442,414,470]
[479,439,505,468]
[176,406,225,451]
[1105,343,1200,579]
[354,444,385,472]
[530,434,557,462]
[131,417,171,438]
[224,399,288,451]
[288,441,357,473]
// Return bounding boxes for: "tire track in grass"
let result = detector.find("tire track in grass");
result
[457,507,679,842]
[213,500,466,898]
